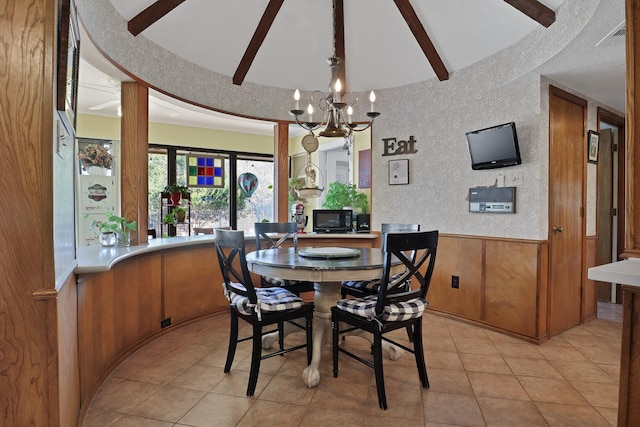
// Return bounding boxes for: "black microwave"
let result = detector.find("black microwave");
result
[312,209,353,233]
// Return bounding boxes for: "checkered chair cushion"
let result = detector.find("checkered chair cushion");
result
[342,272,406,293]
[262,276,308,288]
[223,282,305,319]
[336,295,427,322]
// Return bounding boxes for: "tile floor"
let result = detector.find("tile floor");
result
[82,302,623,427]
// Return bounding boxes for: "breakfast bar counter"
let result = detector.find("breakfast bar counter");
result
[73,232,377,415]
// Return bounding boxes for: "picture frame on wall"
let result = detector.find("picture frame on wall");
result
[56,0,80,134]
[388,159,409,185]
[587,130,600,164]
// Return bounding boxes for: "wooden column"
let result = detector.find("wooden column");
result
[274,123,290,222]
[120,82,149,245]
[625,0,640,257]
[619,285,640,426]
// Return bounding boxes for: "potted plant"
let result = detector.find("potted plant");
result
[173,206,187,223]
[162,212,176,226]
[322,182,370,213]
[163,184,190,206]
[89,212,137,247]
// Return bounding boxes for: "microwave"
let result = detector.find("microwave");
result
[312,209,353,233]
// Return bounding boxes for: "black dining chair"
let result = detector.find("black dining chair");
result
[214,228,314,397]
[341,223,420,341]
[331,230,438,410]
[254,222,315,295]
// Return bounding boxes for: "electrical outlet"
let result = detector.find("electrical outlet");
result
[451,275,459,289]
[509,172,523,186]
[160,318,172,328]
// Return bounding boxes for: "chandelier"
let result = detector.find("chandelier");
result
[289,56,380,139]
[288,0,380,139]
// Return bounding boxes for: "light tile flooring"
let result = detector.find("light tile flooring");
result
[83,302,623,427]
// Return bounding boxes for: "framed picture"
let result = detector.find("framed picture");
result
[388,159,409,185]
[587,130,600,164]
[56,0,80,133]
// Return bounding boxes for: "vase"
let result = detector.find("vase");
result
[169,192,182,206]
[117,230,131,247]
[99,231,117,247]
[86,166,107,176]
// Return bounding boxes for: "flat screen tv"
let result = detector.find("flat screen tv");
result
[465,122,522,170]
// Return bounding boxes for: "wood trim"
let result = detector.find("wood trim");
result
[274,123,289,222]
[392,0,449,81]
[334,0,346,92]
[232,0,285,86]
[626,0,639,255]
[503,0,556,28]
[597,107,626,261]
[618,285,640,426]
[128,0,186,36]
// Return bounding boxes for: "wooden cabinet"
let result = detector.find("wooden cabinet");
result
[428,234,549,343]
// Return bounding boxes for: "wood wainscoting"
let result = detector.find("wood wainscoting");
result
[75,235,376,420]
[428,234,550,343]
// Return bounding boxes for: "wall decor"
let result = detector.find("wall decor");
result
[382,136,418,156]
[56,0,80,133]
[587,130,599,164]
[358,149,371,188]
[187,154,225,187]
[388,159,409,185]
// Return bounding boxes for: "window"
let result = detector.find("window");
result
[148,146,273,236]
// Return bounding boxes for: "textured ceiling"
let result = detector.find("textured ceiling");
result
[78,0,625,133]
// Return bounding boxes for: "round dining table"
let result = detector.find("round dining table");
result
[245,246,404,388]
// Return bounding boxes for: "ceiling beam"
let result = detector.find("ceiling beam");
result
[334,0,346,93]
[128,0,186,36]
[393,0,449,81]
[233,0,286,86]
[503,0,555,28]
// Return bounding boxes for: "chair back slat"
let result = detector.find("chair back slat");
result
[214,229,258,302]
[376,230,438,314]
[254,222,299,251]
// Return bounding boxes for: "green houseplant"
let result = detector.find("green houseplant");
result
[89,212,137,247]
[173,206,187,223]
[163,184,190,205]
[322,182,370,213]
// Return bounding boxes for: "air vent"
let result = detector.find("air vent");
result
[596,20,625,47]
[611,27,626,38]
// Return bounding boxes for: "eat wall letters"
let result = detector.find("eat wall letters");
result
[382,136,418,156]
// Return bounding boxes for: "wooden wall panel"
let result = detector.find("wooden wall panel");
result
[77,254,162,400]
[0,0,57,425]
[163,246,226,324]
[618,286,640,426]
[56,275,80,427]
[485,240,538,336]
[429,236,484,320]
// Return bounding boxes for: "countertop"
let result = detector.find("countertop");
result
[587,257,640,287]
[75,233,377,274]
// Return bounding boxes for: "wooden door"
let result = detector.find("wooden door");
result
[548,86,586,336]
[596,129,614,302]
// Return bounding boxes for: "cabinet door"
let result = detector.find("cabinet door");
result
[484,240,539,336]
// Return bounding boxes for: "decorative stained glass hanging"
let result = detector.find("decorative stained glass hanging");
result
[187,154,225,188]
[238,172,258,198]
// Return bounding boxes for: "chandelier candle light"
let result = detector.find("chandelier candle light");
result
[289,56,380,139]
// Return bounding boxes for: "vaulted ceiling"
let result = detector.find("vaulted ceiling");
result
[78,0,625,132]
